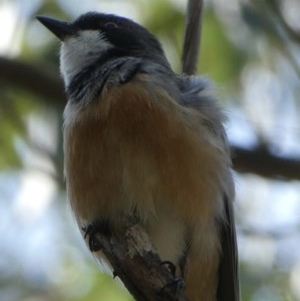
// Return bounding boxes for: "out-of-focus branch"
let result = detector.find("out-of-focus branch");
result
[0,56,65,107]
[232,145,300,180]
[182,0,204,75]
[239,224,300,239]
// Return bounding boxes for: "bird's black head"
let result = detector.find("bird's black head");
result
[37,12,170,85]
[73,12,165,57]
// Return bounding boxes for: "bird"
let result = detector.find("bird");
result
[37,12,240,301]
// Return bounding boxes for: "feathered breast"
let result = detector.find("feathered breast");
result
[63,74,226,224]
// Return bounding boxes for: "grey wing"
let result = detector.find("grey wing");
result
[177,75,240,300]
[217,195,240,301]
[176,75,229,144]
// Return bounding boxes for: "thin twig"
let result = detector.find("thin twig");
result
[182,0,204,75]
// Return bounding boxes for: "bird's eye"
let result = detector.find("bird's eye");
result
[104,22,118,29]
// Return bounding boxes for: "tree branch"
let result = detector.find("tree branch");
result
[182,0,204,75]
[88,217,186,301]
[0,56,65,107]
[232,145,300,180]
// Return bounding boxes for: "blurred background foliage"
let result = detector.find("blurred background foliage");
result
[0,0,300,301]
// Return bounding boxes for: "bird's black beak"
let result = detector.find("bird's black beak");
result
[36,16,75,41]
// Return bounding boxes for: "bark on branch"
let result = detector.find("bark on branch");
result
[87,218,186,301]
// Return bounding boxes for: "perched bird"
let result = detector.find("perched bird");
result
[37,12,239,301]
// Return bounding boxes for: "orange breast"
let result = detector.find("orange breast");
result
[64,75,224,224]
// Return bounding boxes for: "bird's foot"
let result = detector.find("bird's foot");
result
[160,260,177,276]
[159,261,184,296]
[82,219,111,252]
[158,277,184,296]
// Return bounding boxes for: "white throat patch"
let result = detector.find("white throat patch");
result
[60,30,112,86]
